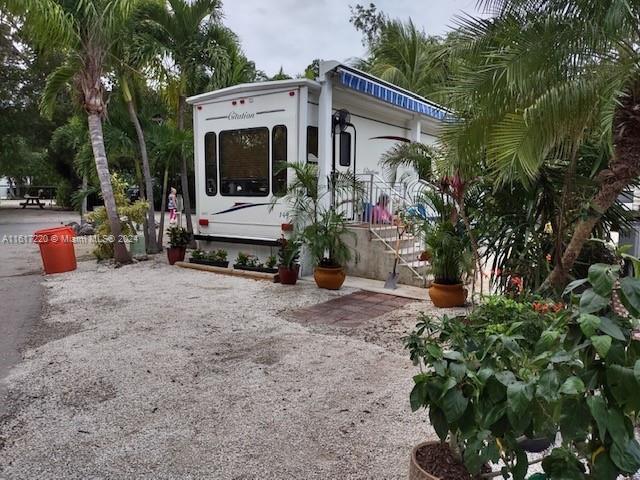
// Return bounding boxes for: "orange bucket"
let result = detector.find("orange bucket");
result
[33,226,77,274]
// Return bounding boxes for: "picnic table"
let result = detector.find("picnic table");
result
[20,194,45,209]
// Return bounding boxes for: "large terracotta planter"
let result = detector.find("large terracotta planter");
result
[409,442,441,480]
[167,246,186,265]
[428,282,467,308]
[278,265,300,285]
[313,266,346,290]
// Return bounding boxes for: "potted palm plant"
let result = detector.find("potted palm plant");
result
[419,190,471,307]
[166,226,191,265]
[304,208,353,289]
[277,236,301,285]
[273,163,363,290]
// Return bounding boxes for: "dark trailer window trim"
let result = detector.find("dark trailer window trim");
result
[272,125,287,197]
[204,132,217,196]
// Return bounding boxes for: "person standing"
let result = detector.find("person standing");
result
[168,187,177,225]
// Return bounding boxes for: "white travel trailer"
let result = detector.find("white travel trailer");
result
[186,60,449,275]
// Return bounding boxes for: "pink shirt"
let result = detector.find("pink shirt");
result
[372,204,392,224]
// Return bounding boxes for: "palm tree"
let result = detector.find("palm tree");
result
[111,19,160,253]
[379,141,437,183]
[362,19,451,100]
[443,0,640,290]
[140,0,227,244]
[5,0,134,263]
[148,121,192,247]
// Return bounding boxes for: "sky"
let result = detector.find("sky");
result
[223,1,484,77]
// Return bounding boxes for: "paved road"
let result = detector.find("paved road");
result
[0,204,79,416]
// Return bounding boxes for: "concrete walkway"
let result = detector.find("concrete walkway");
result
[0,205,80,417]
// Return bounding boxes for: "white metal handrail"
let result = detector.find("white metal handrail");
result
[345,173,431,282]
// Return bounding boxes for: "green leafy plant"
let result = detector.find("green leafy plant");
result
[273,162,363,268]
[207,248,227,262]
[86,173,147,260]
[406,262,640,479]
[191,249,205,260]
[266,254,277,269]
[167,226,191,248]
[417,188,472,284]
[278,236,301,268]
[235,252,250,266]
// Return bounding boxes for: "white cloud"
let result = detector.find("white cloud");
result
[222,0,484,77]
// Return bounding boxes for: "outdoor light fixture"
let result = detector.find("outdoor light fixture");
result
[332,109,351,132]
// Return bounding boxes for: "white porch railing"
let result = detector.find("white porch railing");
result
[335,173,434,283]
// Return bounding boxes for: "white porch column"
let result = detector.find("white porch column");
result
[317,71,333,210]
[411,116,422,143]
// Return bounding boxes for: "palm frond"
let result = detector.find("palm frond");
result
[40,59,79,119]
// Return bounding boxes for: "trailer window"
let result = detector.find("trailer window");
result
[307,126,318,163]
[204,132,217,196]
[272,125,287,196]
[219,127,269,197]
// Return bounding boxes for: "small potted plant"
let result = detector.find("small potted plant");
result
[166,226,191,265]
[305,208,354,289]
[277,236,301,285]
[206,248,229,268]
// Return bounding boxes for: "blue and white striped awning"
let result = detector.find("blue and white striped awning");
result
[338,69,449,121]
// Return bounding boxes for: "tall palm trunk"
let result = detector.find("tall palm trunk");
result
[81,174,88,217]
[177,94,195,246]
[157,163,169,248]
[87,112,131,264]
[122,78,159,253]
[545,84,640,290]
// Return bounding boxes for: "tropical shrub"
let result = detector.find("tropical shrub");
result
[86,174,147,260]
[416,189,472,285]
[406,263,640,479]
[166,226,191,248]
[277,236,301,268]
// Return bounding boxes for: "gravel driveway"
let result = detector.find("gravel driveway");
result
[0,257,459,479]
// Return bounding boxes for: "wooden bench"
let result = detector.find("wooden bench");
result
[20,195,45,209]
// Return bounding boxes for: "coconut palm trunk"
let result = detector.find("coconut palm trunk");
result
[177,94,195,247]
[87,112,131,264]
[122,79,159,253]
[545,84,640,290]
[157,163,169,248]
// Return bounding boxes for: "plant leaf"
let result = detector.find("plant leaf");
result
[563,277,589,296]
[619,276,640,317]
[442,388,468,423]
[429,406,449,441]
[579,314,601,338]
[580,289,609,314]
[559,376,585,395]
[591,335,612,358]
[598,317,626,341]
[588,263,619,297]
[507,381,533,416]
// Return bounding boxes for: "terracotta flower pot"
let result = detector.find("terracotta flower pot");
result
[313,266,346,290]
[278,264,300,285]
[409,442,442,480]
[428,282,467,308]
[167,246,186,265]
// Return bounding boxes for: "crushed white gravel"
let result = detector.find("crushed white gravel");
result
[0,256,460,480]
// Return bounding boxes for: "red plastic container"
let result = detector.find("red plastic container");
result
[33,226,77,274]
